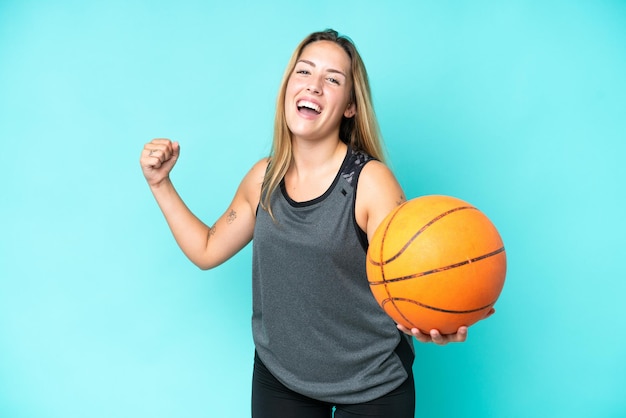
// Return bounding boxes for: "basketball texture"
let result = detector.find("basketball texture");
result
[366,195,506,334]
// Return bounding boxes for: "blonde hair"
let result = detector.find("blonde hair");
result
[261,29,385,216]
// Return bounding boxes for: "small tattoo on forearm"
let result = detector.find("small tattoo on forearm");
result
[227,209,237,224]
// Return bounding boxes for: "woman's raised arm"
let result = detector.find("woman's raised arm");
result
[140,138,266,270]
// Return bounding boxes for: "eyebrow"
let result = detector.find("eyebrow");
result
[297,59,347,78]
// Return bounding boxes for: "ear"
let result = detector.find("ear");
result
[344,102,356,118]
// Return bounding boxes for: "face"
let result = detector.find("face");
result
[284,40,356,142]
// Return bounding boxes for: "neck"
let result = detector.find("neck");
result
[290,137,347,174]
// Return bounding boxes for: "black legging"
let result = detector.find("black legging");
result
[251,353,415,418]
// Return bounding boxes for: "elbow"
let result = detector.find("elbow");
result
[188,249,219,271]
[190,244,231,271]
[195,261,215,271]
[194,258,224,271]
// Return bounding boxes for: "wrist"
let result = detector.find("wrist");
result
[149,176,173,191]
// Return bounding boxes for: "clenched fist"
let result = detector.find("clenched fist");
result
[140,138,180,187]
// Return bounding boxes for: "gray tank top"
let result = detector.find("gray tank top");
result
[252,146,413,404]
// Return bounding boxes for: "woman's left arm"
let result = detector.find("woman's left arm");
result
[355,160,406,244]
[356,161,476,346]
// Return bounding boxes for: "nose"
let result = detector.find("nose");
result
[306,77,322,94]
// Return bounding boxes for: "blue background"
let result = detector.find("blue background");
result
[1,1,625,417]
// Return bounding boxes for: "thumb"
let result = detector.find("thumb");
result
[172,141,180,158]
[484,307,496,319]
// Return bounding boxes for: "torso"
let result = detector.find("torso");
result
[251,145,413,404]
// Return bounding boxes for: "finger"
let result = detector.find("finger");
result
[141,150,162,170]
[144,138,174,157]
[397,324,421,339]
[411,328,433,344]
[454,326,468,343]
[396,324,411,335]
[430,329,446,345]
[144,144,173,163]
[150,138,174,146]
[140,148,167,170]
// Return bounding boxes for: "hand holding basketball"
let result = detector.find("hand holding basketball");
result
[140,138,180,187]
[397,307,494,345]
[367,195,506,337]
[401,325,469,345]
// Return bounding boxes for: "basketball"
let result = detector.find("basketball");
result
[366,195,506,334]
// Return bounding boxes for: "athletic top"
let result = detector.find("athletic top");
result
[252,146,414,404]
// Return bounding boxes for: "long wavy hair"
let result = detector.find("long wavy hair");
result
[261,29,386,217]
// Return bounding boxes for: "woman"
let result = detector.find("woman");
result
[140,29,468,418]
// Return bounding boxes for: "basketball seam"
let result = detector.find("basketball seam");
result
[370,205,477,267]
[381,297,496,314]
[369,246,505,286]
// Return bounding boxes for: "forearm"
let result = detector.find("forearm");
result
[150,178,212,269]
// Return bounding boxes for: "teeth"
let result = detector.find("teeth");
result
[297,100,321,113]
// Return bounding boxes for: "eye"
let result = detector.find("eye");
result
[327,77,340,85]
[295,68,310,75]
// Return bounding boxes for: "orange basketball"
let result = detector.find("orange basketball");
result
[366,195,506,334]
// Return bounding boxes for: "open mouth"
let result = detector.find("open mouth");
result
[297,99,322,115]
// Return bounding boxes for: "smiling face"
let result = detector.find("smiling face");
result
[284,40,356,143]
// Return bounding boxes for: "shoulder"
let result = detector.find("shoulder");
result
[237,158,269,206]
[248,157,270,179]
[359,160,402,195]
[242,158,269,183]
[356,161,406,239]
